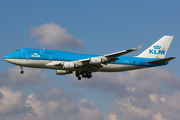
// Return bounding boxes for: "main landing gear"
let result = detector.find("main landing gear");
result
[20,66,24,74]
[75,71,92,80]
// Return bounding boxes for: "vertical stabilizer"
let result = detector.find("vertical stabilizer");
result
[137,36,174,58]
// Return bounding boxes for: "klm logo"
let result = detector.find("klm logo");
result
[149,45,165,55]
[31,53,40,57]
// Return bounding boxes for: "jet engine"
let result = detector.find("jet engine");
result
[62,62,81,69]
[89,57,108,65]
[56,70,73,75]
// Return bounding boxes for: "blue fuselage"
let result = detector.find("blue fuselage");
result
[4,48,168,72]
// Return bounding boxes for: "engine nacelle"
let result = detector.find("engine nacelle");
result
[56,70,72,75]
[63,62,81,70]
[63,62,75,69]
[89,57,101,65]
[89,57,108,65]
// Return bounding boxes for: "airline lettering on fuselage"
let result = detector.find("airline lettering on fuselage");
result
[31,53,40,57]
[149,45,165,55]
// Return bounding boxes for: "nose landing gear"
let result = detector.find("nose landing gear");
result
[20,71,24,74]
[20,66,24,74]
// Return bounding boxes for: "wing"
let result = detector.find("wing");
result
[80,45,142,63]
[46,61,63,66]
[45,45,142,72]
[104,45,142,58]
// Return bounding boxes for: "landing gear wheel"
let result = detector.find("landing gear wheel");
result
[76,71,92,80]
[20,71,24,74]
[78,77,81,80]
[20,66,24,74]
[76,74,80,77]
[87,75,92,79]
[82,74,86,78]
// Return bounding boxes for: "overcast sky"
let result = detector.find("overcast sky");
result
[0,1,180,120]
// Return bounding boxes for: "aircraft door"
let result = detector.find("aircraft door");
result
[49,56,53,61]
[40,49,45,55]
[26,55,30,61]
[136,61,140,68]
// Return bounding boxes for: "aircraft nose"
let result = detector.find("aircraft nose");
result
[4,54,11,62]
[4,55,15,64]
[4,55,8,59]
[4,55,9,61]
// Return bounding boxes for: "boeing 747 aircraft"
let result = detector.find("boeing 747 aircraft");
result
[4,36,176,80]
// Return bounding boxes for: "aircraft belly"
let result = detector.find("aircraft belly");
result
[5,59,56,69]
[98,64,140,72]
[5,59,148,72]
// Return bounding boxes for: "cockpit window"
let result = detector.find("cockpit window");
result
[15,50,20,52]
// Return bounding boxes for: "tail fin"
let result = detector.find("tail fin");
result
[137,35,174,58]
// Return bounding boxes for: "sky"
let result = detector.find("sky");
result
[0,0,180,120]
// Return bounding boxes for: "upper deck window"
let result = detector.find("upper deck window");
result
[15,50,20,52]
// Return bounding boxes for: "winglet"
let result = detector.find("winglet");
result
[132,45,142,50]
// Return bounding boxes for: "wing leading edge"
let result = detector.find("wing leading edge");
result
[80,45,142,63]
[104,45,142,59]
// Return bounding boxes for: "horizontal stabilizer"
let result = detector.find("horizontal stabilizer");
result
[146,57,176,64]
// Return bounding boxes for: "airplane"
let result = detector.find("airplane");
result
[4,35,176,80]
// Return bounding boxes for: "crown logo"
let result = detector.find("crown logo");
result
[153,45,161,49]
